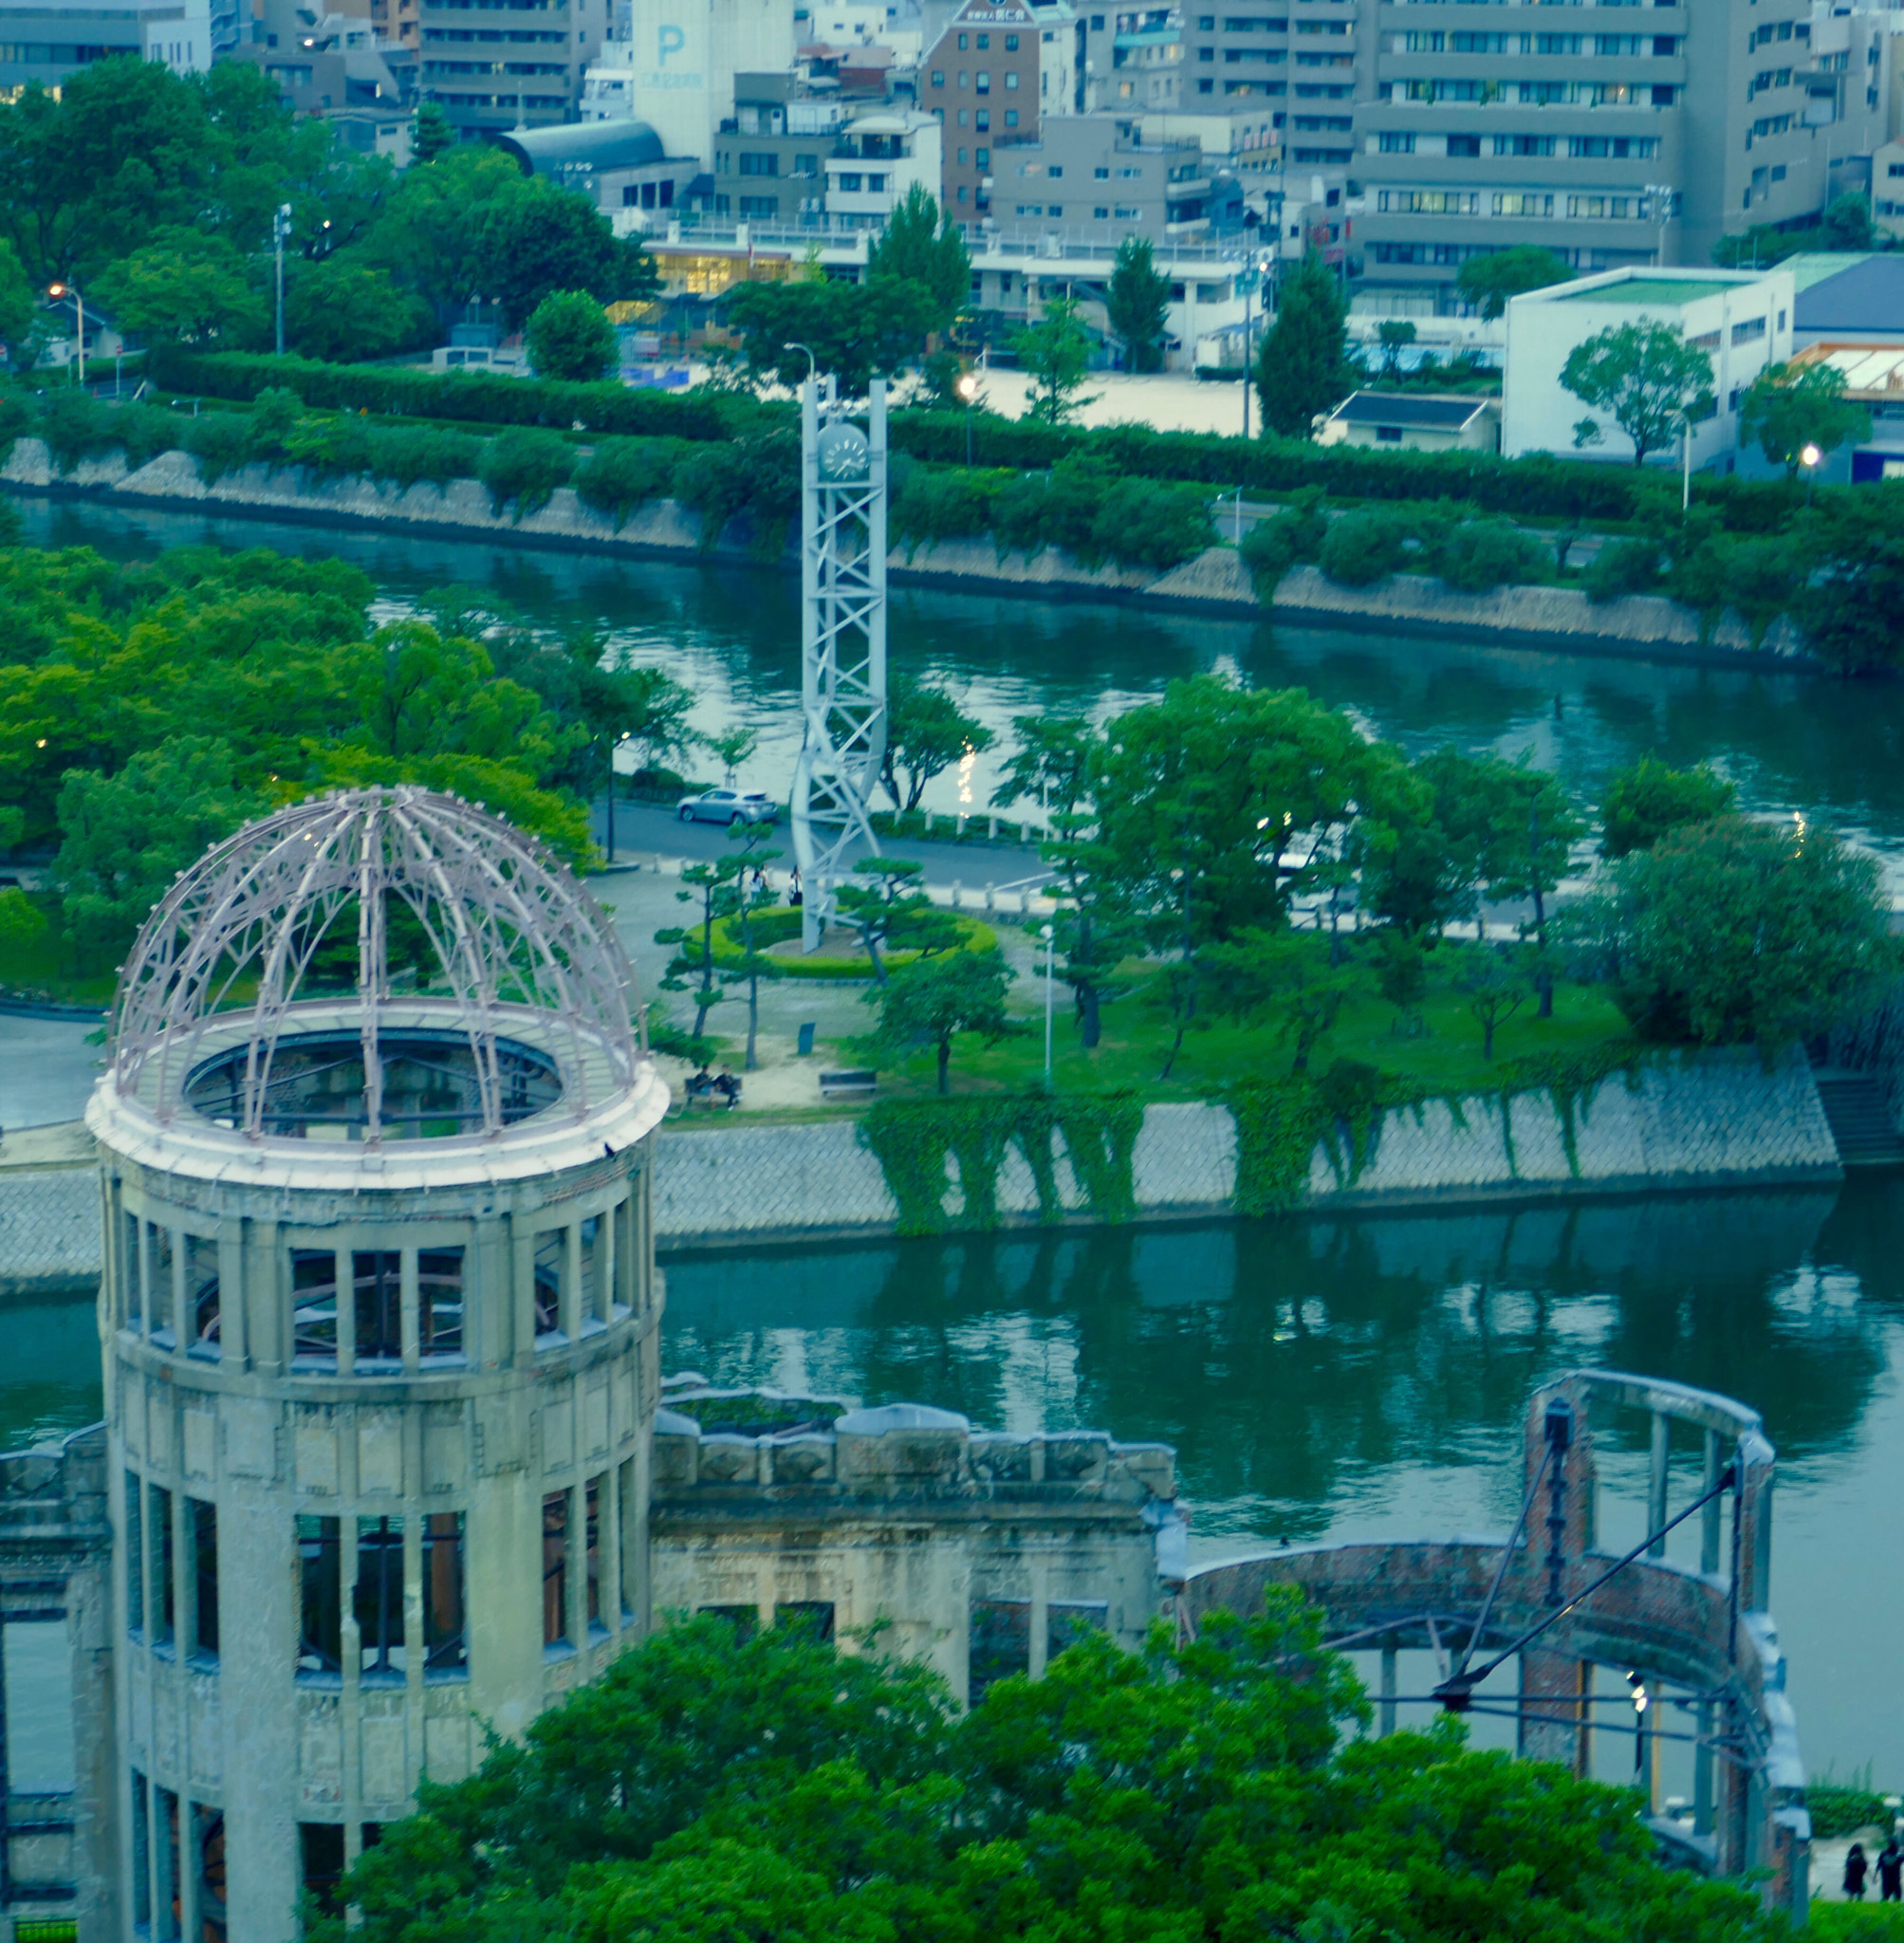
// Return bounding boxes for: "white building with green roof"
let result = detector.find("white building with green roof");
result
[1502,265,1795,468]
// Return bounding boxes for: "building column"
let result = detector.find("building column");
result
[1518,1650,1591,1774]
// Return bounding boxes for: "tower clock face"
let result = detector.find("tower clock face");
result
[817,422,871,483]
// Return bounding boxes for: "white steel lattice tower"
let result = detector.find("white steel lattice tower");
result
[792,376,888,953]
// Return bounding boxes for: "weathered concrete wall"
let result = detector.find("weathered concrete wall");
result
[0,1168,104,1294]
[2,438,1806,664]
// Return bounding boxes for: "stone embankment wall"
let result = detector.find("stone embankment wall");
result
[2,438,1802,663]
[0,1050,1840,1279]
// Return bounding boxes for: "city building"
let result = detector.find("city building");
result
[985,111,1238,249]
[1502,265,1795,464]
[0,0,211,94]
[369,0,420,52]
[614,0,798,164]
[1773,340,1904,480]
[497,117,697,221]
[823,105,943,226]
[1318,389,1499,449]
[418,0,612,137]
[1877,138,1904,235]
[922,0,1045,223]
[53,783,1178,1938]
[1784,250,1904,344]
[231,7,411,142]
[1355,0,1903,315]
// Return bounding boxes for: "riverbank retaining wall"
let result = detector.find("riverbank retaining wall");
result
[0,1049,1840,1279]
[1,438,1803,664]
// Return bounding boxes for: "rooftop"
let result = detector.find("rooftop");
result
[1791,255,1904,335]
[1554,276,1744,308]
[1330,391,1491,429]
[494,119,666,176]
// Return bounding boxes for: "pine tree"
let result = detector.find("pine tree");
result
[1253,251,1353,439]
[1104,236,1172,373]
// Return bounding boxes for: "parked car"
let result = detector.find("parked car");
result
[676,787,778,826]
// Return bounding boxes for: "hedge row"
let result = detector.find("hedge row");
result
[886,411,1819,535]
[149,349,746,443]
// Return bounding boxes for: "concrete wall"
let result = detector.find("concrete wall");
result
[1,439,1810,665]
[651,1048,1839,1247]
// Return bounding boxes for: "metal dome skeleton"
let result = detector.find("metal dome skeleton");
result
[108,788,642,1143]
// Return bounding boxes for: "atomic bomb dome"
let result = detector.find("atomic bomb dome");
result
[90,786,666,1185]
[88,788,670,1939]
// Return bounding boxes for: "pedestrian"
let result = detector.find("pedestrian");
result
[788,868,804,909]
[1877,1840,1902,1903]
[1845,1841,1870,1901]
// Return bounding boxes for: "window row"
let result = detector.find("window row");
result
[1376,130,1657,155]
[1394,27,1673,47]
[130,1772,226,1941]
[126,1474,218,1663]
[1391,76,1677,102]
[299,1512,467,1677]
[1375,187,1667,215]
[544,1462,639,1649]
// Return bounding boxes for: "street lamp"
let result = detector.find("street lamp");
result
[1801,440,1822,506]
[273,202,293,357]
[604,731,631,862]
[956,370,979,466]
[1041,922,1056,1083]
[46,283,83,387]
[786,340,818,392]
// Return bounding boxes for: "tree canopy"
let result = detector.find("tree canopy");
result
[1562,322,1714,466]
[526,289,620,383]
[1015,296,1099,425]
[1105,236,1172,374]
[1454,245,1572,320]
[1738,361,1872,480]
[727,276,935,395]
[1254,251,1355,438]
[318,1598,1784,1943]
[865,183,970,334]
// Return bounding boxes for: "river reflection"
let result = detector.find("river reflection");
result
[663,1179,1904,1774]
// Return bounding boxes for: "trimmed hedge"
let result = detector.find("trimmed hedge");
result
[887,410,1822,535]
[709,904,999,980]
[151,348,745,443]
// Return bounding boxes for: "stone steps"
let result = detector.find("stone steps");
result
[1811,1071,1904,1169]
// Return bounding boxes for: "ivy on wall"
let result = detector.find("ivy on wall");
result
[860,1092,1146,1237]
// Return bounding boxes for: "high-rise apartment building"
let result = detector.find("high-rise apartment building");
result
[418,0,609,134]
[1355,0,1890,311]
[922,0,1044,222]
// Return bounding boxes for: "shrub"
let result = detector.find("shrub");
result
[573,435,679,529]
[1805,1786,1892,1841]
[1319,508,1410,586]
[182,412,258,485]
[284,414,376,480]
[892,464,1002,554]
[1090,475,1213,573]
[525,289,619,383]
[1582,535,1666,604]
[671,428,800,552]
[36,389,113,473]
[1436,518,1552,594]
[109,402,182,471]
[476,427,575,521]
[1238,488,1327,598]
[368,424,483,495]
[247,385,303,460]
[152,349,735,443]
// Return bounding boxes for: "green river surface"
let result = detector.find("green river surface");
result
[13,496,1904,1785]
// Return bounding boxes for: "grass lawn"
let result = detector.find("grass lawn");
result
[0,896,116,1009]
[853,946,1636,1106]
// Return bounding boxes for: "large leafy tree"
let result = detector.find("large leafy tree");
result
[0,238,35,363]
[727,275,935,395]
[1599,757,1736,860]
[94,229,267,348]
[471,178,656,330]
[525,289,619,382]
[1562,321,1713,466]
[863,946,1016,1091]
[1566,815,1890,1046]
[285,257,428,362]
[1454,244,1572,320]
[1254,250,1354,438]
[319,1600,1781,1943]
[866,182,970,333]
[1738,360,1872,479]
[1104,235,1172,374]
[878,675,993,813]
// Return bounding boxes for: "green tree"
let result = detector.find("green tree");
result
[1820,191,1876,250]
[656,856,745,1041]
[834,859,961,983]
[1738,360,1872,479]
[0,238,32,363]
[1473,752,1583,1015]
[1376,317,1416,380]
[727,276,934,395]
[1805,529,1904,675]
[1599,757,1736,860]
[321,1595,1783,1943]
[878,676,994,813]
[1452,939,1527,1058]
[1454,244,1572,320]
[1201,928,1366,1070]
[1253,251,1353,439]
[863,946,1015,1091]
[1104,235,1172,374]
[284,256,426,362]
[411,101,455,164]
[1568,815,1890,1047]
[865,182,970,333]
[1561,321,1714,466]
[360,144,525,314]
[93,230,266,347]
[525,288,619,382]
[726,820,783,1071]
[1013,295,1099,426]
[472,178,656,329]
[54,736,266,963]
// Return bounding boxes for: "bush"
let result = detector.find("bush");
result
[1435,518,1552,594]
[0,390,31,460]
[573,435,679,529]
[1804,1786,1893,1841]
[284,413,376,480]
[153,348,736,443]
[1319,507,1410,586]
[672,428,801,552]
[1238,488,1328,598]
[892,464,1003,554]
[368,424,483,495]
[182,411,259,485]
[36,389,114,472]
[1091,475,1213,573]
[525,290,619,383]
[476,427,575,521]
[1582,535,1666,604]
[114,401,188,471]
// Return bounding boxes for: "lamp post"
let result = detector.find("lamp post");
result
[604,732,631,862]
[1644,183,1674,268]
[1237,259,1261,438]
[1041,922,1056,1083]
[786,340,818,391]
[46,283,83,387]
[273,202,293,357]
[957,370,978,466]
[1801,440,1822,506]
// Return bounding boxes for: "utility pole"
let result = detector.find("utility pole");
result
[273,203,292,356]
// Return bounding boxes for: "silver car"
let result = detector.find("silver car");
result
[676,787,778,826]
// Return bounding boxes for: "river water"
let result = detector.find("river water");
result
[12,497,1904,1781]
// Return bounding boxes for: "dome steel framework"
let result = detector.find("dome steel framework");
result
[108,788,643,1142]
